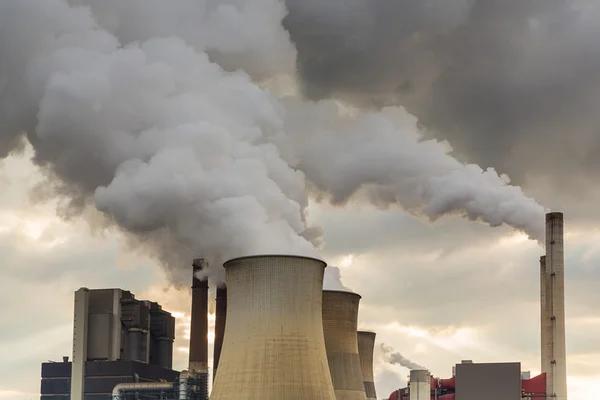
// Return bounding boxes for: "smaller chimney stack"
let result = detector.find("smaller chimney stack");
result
[188,258,209,399]
[213,286,227,382]
[409,370,430,400]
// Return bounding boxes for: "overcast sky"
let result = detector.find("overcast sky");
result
[1,1,599,399]
[1,144,598,399]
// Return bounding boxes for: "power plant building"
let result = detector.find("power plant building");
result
[40,288,179,399]
[387,361,546,400]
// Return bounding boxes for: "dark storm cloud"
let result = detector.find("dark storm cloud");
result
[284,0,600,216]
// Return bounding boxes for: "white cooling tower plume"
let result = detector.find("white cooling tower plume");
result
[409,370,430,400]
[357,331,377,400]
[210,255,336,400]
[322,290,367,400]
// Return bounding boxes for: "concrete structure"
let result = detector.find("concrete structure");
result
[322,290,366,400]
[45,288,177,400]
[357,331,377,400]
[212,286,227,383]
[189,259,209,399]
[388,361,545,400]
[455,361,521,400]
[66,288,175,399]
[41,360,179,399]
[541,212,568,400]
[210,255,336,400]
[409,370,430,400]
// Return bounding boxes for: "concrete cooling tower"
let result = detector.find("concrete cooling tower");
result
[210,255,336,400]
[357,331,377,400]
[322,290,367,400]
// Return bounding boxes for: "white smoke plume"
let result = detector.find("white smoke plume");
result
[381,344,427,371]
[0,0,544,284]
[323,266,349,291]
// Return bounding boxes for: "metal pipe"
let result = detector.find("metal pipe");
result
[111,382,174,400]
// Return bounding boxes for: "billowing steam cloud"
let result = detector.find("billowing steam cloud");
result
[0,0,544,284]
[284,0,600,211]
[381,344,427,371]
[323,266,348,291]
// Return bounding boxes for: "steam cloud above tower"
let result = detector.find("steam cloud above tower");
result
[0,0,545,284]
[284,0,600,207]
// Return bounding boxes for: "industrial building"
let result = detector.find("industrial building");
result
[40,288,179,399]
[387,361,546,400]
[39,212,565,400]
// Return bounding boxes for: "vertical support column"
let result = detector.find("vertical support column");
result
[71,288,89,400]
[545,212,567,400]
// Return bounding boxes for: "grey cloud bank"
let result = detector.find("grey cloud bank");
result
[0,0,545,286]
[284,0,600,217]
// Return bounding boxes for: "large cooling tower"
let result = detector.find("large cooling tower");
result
[210,255,336,400]
[357,331,377,400]
[322,290,367,400]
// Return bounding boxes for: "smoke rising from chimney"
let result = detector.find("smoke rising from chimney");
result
[381,344,427,371]
[0,0,544,284]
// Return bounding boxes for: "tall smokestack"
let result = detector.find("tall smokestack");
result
[540,255,551,389]
[409,370,430,400]
[322,290,367,400]
[542,212,568,400]
[210,255,336,400]
[189,258,209,396]
[212,286,227,383]
[357,331,377,400]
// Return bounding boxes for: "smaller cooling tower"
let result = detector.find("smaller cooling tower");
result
[322,290,367,400]
[357,331,377,400]
[210,255,336,400]
[409,370,430,400]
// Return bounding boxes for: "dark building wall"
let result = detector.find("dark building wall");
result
[41,361,179,399]
[455,362,521,400]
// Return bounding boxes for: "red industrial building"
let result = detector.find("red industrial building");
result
[387,362,547,400]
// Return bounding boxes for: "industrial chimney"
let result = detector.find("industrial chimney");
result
[210,255,336,400]
[189,258,209,399]
[409,370,430,400]
[322,290,367,400]
[212,286,227,383]
[357,331,377,400]
[541,212,568,400]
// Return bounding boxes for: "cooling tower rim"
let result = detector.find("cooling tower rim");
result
[545,211,563,220]
[357,329,376,336]
[223,254,327,268]
[322,289,362,299]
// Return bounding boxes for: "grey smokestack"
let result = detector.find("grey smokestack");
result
[189,258,209,373]
[213,286,227,382]
[357,331,377,400]
[543,212,567,400]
